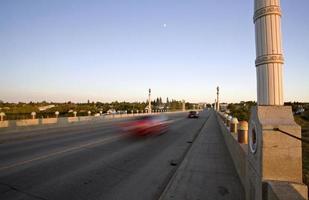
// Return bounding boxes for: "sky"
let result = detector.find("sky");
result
[0,0,308,103]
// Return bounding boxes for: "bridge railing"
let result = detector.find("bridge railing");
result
[216,111,308,200]
[0,110,194,133]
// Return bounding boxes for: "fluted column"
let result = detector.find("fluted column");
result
[254,0,284,105]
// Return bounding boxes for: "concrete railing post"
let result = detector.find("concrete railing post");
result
[55,111,59,118]
[227,115,232,127]
[88,111,91,116]
[237,121,248,144]
[31,112,36,119]
[0,112,5,121]
[230,117,239,133]
[73,111,77,117]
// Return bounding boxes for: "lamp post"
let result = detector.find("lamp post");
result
[216,86,220,111]
[247,1,308,199]
[148,88,152,114]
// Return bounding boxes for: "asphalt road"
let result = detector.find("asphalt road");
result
[0,110,211,200]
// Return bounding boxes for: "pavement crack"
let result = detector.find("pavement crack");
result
[0,182,48,200]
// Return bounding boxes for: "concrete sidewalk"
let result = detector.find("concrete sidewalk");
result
[160,111,245,200]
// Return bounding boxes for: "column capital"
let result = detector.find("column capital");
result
[254,5,281,23]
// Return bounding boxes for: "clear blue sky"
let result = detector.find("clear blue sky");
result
[0,0,308,103]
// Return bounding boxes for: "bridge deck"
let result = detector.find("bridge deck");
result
[161,112,245,200]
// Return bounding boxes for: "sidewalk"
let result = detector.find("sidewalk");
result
[160,111,245,200]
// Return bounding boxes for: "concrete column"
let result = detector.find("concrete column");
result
[237,121,248,144]
[254,0,284,105]
[248,1,308,199]
[230,117,238,133]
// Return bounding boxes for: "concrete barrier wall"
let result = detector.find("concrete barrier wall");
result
[68,117,79,123]
[78,116,92,122]
[0,110,192,133]
[0,121,9,128]
[16,119,39,127]
[41,118,58,125]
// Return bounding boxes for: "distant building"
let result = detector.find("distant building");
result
[107,109,116,114]
[38,105,55,111]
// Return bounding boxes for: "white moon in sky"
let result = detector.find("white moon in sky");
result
[163,24,167,28]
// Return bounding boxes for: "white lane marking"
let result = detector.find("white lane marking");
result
[0,134,124,171]
[167,118,183,124]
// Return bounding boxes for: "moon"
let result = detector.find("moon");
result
[163,23,167,28]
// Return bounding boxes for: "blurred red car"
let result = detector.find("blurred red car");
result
[121,115,169,136]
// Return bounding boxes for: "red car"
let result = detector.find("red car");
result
[122,115,169,136]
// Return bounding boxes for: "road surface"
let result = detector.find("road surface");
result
[0,111,211,200]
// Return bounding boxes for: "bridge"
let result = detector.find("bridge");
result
[0,110,240,200]
[0,0,308,199]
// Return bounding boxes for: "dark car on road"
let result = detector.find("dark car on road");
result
[188,111,199,118]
